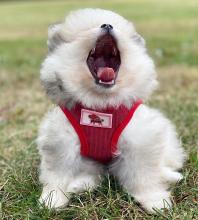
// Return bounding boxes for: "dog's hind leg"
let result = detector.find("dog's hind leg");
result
[109,105,185,213]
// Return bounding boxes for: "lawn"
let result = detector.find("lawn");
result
[0,0,197,219]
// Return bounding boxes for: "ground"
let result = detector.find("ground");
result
[0,0,197,219]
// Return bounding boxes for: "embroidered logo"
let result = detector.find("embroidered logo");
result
[88,114,104,125]
[80,109,112,128]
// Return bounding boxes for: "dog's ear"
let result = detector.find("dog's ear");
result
[132,33,146,47]
[47,22,66,52]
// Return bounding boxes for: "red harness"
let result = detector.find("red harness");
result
[60,100,142,164]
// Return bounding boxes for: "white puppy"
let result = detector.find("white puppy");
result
[37,8,185,212]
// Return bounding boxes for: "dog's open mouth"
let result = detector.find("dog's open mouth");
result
[87,33,121,88]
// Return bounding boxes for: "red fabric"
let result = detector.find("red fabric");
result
[60,100,142,164]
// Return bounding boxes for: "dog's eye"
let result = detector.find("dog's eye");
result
[132,33,145,47]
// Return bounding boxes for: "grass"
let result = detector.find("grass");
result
[0,0,197,219]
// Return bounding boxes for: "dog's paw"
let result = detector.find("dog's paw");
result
[135,191,172,213]
[162,168,183,183]
[39,187,69,209]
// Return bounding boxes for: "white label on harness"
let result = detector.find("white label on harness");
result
[80,109,112,128]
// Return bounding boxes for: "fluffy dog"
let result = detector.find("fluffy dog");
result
[37,8,185,212]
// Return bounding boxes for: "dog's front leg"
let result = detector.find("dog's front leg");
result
[37,108,102,209]
[111,144,172,213]
[39,167,101,209]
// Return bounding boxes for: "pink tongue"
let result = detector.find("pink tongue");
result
[97,67,115,82]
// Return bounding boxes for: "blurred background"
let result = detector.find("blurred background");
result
[0,0,197,219]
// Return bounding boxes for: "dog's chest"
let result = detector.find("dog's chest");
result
[60,101,142,164]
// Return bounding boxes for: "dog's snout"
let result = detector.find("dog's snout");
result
[100,24,113,31]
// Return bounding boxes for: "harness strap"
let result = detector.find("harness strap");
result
[60,100,142,163]
[110,100,142,153]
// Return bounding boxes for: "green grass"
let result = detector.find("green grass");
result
[0,0,197,219]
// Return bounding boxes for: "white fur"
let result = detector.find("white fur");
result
[37,8,185,212]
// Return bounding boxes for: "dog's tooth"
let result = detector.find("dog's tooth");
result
[90,47,95,55]
[99,79,115,85]
[113,47,117,56]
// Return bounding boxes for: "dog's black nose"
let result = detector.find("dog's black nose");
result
[100,24,113,31]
